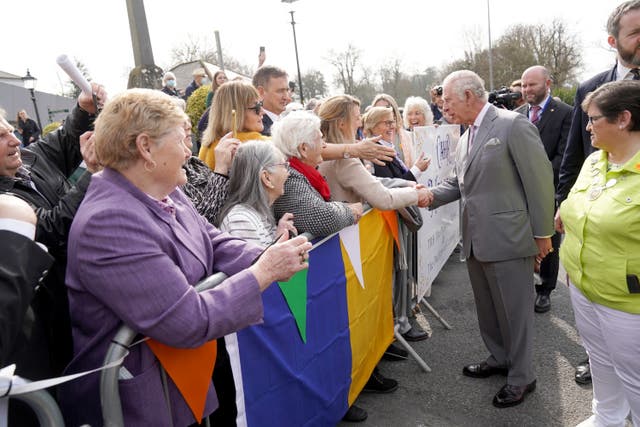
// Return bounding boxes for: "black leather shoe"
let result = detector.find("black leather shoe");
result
[362,370,399,394]
[462,362,508,378]
[575,359,592,385]
[382,343,408,361]
[342,405,368,422]
[402,325,429,342]
[535,294,551,313]
[492,380,536,408]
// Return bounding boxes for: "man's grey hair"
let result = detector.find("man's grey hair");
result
[271,110,321,158]
[216,140,285,226]
[443,70,488,102]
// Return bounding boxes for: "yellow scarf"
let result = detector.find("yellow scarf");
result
[198,131,269,170]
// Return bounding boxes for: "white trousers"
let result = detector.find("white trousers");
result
[569,283,640,427]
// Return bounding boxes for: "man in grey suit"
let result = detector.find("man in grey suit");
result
[425,70,555,408]
[516,65,572,313]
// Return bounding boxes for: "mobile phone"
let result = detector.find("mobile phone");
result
[260,46,265,53]
[627,274,640,293]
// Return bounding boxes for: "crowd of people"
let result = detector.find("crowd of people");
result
[1,1,639,426]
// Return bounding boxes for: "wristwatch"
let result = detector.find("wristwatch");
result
[343,146,351,159]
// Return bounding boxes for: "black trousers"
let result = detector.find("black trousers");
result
[536,232,562,295]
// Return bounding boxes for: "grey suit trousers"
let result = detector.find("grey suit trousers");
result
[466,254,536,386]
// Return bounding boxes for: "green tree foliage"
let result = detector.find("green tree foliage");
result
[441,20,582,90]
[42,122,61,137]
[186,85,211,140]
[301,70,328,101]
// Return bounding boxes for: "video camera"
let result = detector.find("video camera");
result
[488,87,522,110]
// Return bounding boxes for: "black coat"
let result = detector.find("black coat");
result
[18,117,40,146]
[556,65,616,204]
[0,105,94,376]
[0,231,53,376]
[515,97,572,190]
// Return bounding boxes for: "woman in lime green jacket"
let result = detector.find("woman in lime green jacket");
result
[557,80,640,427]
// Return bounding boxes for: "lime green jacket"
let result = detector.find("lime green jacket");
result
[560,150,640,314]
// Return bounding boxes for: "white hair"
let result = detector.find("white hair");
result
[403,96,433,128]
[271,110,321,159]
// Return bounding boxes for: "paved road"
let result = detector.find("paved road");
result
[340,252,594,427]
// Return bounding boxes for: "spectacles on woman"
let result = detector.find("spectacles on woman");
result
[587,115,604,125]
[377,120,396,128]
[247,101,264,115]
[269,160,290,169]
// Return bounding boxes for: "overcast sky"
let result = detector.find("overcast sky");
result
[3,0,620,97]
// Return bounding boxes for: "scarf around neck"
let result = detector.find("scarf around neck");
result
[289,157,331,201]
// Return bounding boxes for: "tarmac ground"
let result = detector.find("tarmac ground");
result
[340,251,597,427]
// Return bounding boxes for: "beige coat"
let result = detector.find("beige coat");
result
[319,157,417,209]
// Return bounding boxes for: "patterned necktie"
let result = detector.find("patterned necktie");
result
[530,105,541,124]
[631,69,640,80]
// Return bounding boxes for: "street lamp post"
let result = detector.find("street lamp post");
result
[22,69,43,130]
[282,0,304,104]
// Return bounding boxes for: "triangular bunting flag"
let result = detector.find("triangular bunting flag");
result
[379,210,400,250]
[339,223,364,288]
[277,268,308,343]
[147,338,217,422]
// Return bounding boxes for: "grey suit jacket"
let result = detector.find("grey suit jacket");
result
[430,104,554,263]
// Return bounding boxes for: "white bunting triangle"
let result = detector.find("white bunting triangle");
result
[339,223,364,288]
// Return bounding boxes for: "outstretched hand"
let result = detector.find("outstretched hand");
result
[355,136,394,166]
[249,235,313,290]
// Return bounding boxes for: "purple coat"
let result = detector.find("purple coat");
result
[60,168,263,427]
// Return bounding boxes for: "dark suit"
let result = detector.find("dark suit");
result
[372,147,417,182]
[431,105,554,386]
[557,65,617,204]
[261,114,274,136]
[516,97,572,295]
[0,231,53,371]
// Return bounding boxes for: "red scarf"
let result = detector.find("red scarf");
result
[289,157,331,201]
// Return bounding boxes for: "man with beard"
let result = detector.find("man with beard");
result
[516,65,572,314]
[556,0,640,386]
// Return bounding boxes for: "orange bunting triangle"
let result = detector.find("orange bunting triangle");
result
[147,338,217,423]
[379,210,400,249]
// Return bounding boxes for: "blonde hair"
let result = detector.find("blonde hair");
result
[94,89,188,171]
[318,95,361,144]
[362,106,394,137]
[201,80,260,147]
[371,94,403,133]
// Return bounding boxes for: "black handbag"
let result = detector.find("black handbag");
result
[397,205,423,232]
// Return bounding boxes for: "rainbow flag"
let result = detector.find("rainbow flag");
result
[226,209,396,426]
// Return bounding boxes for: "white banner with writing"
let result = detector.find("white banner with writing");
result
[412,125,461,299]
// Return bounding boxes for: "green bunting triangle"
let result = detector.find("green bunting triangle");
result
[277,268,308,343]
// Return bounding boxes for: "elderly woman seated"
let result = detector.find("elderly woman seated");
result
[59,89,311,427]
[217,140,298,247]
[363,106,430,182]
[272,110,363,237]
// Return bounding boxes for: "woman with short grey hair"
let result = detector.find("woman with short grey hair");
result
[218,140,297,247]
[272,111,363,237]
[403,96,433,130]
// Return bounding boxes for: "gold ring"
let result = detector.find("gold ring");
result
[549,247,554,253]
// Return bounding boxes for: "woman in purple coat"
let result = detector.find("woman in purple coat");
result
[59,89,311,427]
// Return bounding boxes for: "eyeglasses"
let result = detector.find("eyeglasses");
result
[377,120,396,128]
[247,101,264,115]
[269,161,290,169]
[588,115,605,125]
